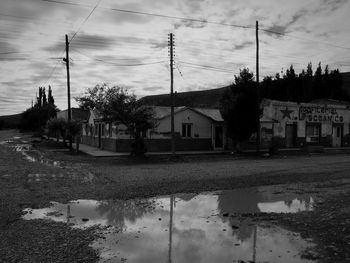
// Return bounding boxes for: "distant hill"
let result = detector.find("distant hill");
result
[141,72,350,107]
[0,113,21,129]
[140,86,229,108]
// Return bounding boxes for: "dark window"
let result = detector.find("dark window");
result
[306,124,320,143]
[182,123,192,138]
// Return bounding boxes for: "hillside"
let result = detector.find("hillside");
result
[0,113,21,129]
[140,86,229,108]
[141,72,350,107]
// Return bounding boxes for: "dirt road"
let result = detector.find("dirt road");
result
[0,130,350,262]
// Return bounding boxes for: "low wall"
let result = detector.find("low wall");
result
[81,136,212,152]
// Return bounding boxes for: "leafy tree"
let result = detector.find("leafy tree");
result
[76,84,155,155]
[220,68,261,150]
[65,120,82,153]
[47,118,66,142]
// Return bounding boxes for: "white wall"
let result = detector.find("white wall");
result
[154,108,213,139]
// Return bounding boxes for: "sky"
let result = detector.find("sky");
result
[0,0,350,115]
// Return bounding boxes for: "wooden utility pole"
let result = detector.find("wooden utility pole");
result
[65,34,72,149]
[168,33,175,155]
[256,21,260,153]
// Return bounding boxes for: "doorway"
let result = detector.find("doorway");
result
[214,126,224,149]
[285,123,297,148]
[332,125,343,147]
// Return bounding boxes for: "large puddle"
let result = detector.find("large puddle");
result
[23,187,316,262]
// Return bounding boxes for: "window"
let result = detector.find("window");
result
[182,123,192,138]
[306,125,320,143]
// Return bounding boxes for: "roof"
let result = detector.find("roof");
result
[192,108,224,122]
[309,99,350,106]
[153,106,224,122]
[152,106,186,119]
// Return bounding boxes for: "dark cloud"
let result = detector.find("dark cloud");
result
[265,25,288,35]
[142,86,163,92]
[0,41,19,53]
[174,19,207,30]
[96,2,154,25]
[44,33,116,52]
[151,41,167,49]
[233,41,254,50]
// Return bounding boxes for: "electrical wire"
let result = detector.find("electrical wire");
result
[42,0,253,29]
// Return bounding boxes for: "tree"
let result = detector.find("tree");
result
[65,120,82,153]
[47,118,66,142]
[76,84,155,155]
[19,86,58,131]
[220,68,261,150]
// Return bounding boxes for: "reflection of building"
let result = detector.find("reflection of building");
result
[217,188,313,242]
[81,107,226,152]
[260,99,350,148]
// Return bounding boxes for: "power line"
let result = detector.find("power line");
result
[42,0,253,29]
[69,0,102,43]
[260,27,350,51]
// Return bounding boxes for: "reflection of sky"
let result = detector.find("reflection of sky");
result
[22,187,316,263]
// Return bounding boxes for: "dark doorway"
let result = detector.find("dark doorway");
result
[285,123,297,148]
[214,126,223,149]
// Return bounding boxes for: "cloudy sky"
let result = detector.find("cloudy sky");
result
[1,0,350,115]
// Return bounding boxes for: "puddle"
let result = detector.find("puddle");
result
[23,186,316,262]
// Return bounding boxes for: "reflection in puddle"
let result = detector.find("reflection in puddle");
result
[23,187,316,262]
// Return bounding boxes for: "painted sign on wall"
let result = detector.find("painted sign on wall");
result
[299,106,344,123]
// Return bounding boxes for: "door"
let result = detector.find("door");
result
[214,126,223,149]
[332,125,343,147]
[285,123,297,148]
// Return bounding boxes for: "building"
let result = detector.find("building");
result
[260,99,350,148]
[81,106,226,152]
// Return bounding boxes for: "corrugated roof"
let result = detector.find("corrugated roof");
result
[192,108,224,122]
[152,106,185,119]
[152,106,223,122]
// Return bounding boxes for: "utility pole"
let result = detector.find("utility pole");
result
[65,34,72,150]
[256,21,260,153]
[168,33,175,155]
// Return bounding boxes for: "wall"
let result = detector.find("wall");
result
[81,136,212,152]
[155,108,213,139]
[261,99,350,147]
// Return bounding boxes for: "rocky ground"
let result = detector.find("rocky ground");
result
[0,130,350,262]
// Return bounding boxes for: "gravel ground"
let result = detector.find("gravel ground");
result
[1,130,350,262]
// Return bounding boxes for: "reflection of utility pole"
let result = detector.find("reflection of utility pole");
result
[168,195,174,263]
[256,20,260,154]
[252,225,257,262]
[65,34,72,150]
[168,33,175,156]
[67,204,71,224]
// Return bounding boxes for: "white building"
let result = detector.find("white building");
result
[81,106,226,152]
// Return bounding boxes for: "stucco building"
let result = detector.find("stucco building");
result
[81,106,226,152]
[260,99,350,148]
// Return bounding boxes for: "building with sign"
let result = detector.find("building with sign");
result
[260,99,350,148]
